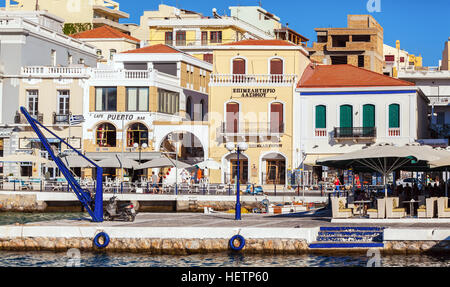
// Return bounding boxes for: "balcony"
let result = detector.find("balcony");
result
[21,66,89,78]
[218,122,284,142]
[210,74,297,86]
[91,69,179,86]
[428,96,450,106]
[15,111,43,124]
[53,113,69,125]
[333,127,377,142]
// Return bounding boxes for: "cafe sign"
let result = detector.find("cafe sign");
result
[91,113,147,121]
[233,88,276,98]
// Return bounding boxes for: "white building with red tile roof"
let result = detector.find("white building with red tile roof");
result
[294,64,429,182]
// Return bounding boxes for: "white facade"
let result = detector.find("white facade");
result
[293,86,429,168]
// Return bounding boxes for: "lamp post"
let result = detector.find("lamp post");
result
[226,142,248,220]
[134,142,148,182]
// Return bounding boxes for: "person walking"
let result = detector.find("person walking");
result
[151,172,158,194]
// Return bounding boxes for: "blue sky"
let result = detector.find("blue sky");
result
[2,0,448,66]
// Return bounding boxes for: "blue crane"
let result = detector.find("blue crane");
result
[20,107,104,222]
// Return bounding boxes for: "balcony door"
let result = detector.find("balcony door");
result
[339,105,353,137]
[226,102,239,133]
[270,102,284,133]
[232,58,246,82]
[270,58,283,82]
[363,104,375,137]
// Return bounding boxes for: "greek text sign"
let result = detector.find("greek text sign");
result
[233,88,276,98]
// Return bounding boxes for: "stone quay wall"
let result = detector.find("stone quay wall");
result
[0,237,449,254]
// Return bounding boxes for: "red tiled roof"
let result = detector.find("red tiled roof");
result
[222,39,298,46]
[298,64,415,88]
[71,26,139,43]
[122,44,183,54]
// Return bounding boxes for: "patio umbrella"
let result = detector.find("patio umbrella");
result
[196,158,221,170]
[0,153,49,164]
[135,157,191,170]
[317,143,441,197]
[97,157,138,169]
[429,155,450,197]
[45,155,96,168]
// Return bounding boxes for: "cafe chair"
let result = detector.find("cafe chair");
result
[437,197,450,218]
[367,198,386,219]
[331,197,353,219]
[385,197,406,219]
[418,197,438,219]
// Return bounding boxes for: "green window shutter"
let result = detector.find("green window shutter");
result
[340,105,353,128]
[363,104,375,128]
[389,104,400,128]
[315,105,326,129]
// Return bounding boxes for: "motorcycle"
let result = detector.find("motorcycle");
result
[104,196,136,222]
[245,184,264,195]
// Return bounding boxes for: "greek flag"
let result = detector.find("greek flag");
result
[69,115,85,126]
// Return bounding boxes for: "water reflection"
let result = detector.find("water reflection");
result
[0,251,448,267]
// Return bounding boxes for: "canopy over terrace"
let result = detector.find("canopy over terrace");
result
[316,143,442,197]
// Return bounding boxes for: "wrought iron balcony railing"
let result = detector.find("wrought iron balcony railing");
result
[334,127,377,139]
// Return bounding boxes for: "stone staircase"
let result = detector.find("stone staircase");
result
[309,227,385,249]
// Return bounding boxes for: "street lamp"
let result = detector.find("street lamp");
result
[225,142,248,220]
[133,142,148,165]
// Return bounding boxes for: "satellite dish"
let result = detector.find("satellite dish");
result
[212,8,217,13]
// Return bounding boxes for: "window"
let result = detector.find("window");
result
[158,89,179,115]
[232,58,246,82]
[358,55,365,68]
[331,56,348,65]
[51,49,56,66]
[57,90,70,115]
[210,31,222,44]
[95,87,117,112]
[127,88,149,112]
[186,96,192,120]
[201,31,208,45]
[176,31,186,46]
[339,105,353,137]
[203,53,213,64]
[389,104,400,128]
[96,123,117,147]
[110,49,117,61]
[352,35,370,42]
[385,55,395,62]
[165,32,173,45]
[400,57,405,63]
[270,102,284,133]
[315,105,327,129]
[68,54,73,65]
[270,59,283,75]
[437,112,445,126]
[27,90,39,116]
[226,102,239,133]
[332,35,349,47]
[79,58,85,65]
[127,123,148,147]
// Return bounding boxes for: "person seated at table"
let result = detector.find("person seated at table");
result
[412,184,419,200]
[355,191,370,215]
[395,185,403,197]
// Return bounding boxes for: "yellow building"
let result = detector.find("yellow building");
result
[3,0,130,34]
[130,4,276,64]
[208,39,310,186]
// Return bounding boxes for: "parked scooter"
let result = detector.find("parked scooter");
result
[104,196,136,222]
[245,184,264,195]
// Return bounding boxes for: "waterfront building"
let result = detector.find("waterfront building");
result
[308,15,384,74]
[82,44,212,180]
[208,39,310,185]
[130,4,304,64]
[295,64,429,184]
[72,26,141,63]
[3,0,130,34]
[0,11,98,179]
[383,41,423,77]
[398,69,450,144]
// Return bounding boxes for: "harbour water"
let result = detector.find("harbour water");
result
[0,251,448,267]
[0,213,449,267]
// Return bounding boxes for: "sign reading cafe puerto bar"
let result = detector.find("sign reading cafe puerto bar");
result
[233,88,276,98]
[91,113,147,121]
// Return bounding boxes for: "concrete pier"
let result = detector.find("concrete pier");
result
[0,213,449,254]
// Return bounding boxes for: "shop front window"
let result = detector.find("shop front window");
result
[127,123,149,147]
[96,123,117,147]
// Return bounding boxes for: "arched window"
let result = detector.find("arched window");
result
[200,99,206,121]
[389,104,400,136]
[127,123,148,147]
[315,105,327,137]
[232,58,246,74]
[339,105,353,137]
[232,58,246,83]
[96,123,116,147]
[270,102,284,133]
[270,58,283,82]
[186,96,192,120]
[363,104,376,136]
[226,102,239,133]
